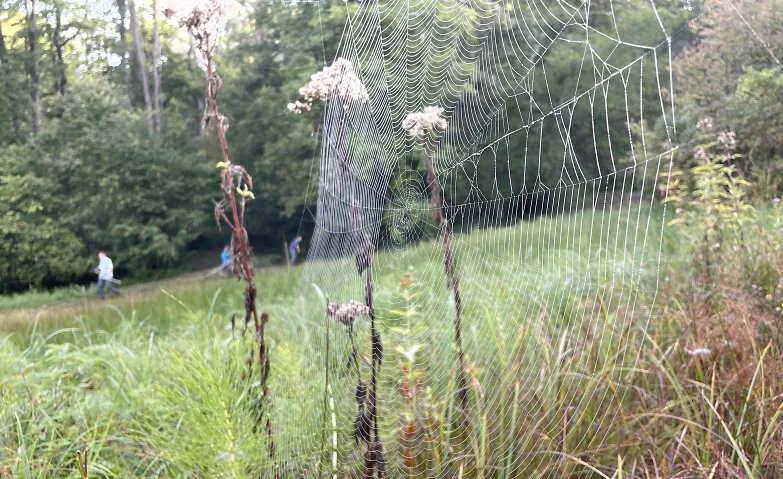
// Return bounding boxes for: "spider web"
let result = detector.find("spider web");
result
[271,0,677,476]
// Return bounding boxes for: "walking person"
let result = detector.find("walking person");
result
[289,236,303,265]
[95,251,120,299]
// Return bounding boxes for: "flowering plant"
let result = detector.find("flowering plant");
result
[161,0,240,62]
[402,106,447,138]
[288,58,368,114]
[666,119,753,284]
[162,0,274,460]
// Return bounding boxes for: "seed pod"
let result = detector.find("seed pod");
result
[363,444,375,479]
[355,382,367,405]
[353,411,371,445]
[373,442,386,476]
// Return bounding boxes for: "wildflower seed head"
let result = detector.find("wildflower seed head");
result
[717,130,737,150]
[287,100,310,114]
[290,58,368,115]
[161,0,240,61]
[402,106,448,139]
[327,300,370,325]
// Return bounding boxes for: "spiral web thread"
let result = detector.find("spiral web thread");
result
[273,0,678,476]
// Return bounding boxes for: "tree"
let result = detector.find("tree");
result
[129,0,154,136]
[0,19,24,142]
[0,147,86,292]
[673,0,783,182]
[116,0,131,92]
[24,0,40,134]
[152,0,162,133]
[49,0,83,96]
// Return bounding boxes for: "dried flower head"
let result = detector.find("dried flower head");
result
[289,58,368,115]
[161,0,240,61]
[717,130,737,150]
[402,106,448,138]
[287,100,310,114]
[696,117,713,130]
[327,300,370,325]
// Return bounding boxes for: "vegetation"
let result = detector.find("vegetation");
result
[3,0,781,292]
[1,187,782,477]
[3,0,783,476]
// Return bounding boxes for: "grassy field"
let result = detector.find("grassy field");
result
[0,250,286,315]
[1,206,782,478]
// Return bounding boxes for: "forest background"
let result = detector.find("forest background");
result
[1,0,781,292]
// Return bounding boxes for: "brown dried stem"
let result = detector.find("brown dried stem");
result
[204,58,274,462]
[424,148,470,426]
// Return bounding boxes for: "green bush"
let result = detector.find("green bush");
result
[0,80,213,291]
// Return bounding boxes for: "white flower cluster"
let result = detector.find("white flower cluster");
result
[402,106,448,139]
[718,130,736,150]
[288,58,368,114]
[327,300,370,325]
[287,100,310,114]
[696,117,713,130]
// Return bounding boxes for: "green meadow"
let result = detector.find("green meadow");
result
[3,206,781,478]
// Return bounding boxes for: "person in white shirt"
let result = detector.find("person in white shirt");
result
[96,251,120,299]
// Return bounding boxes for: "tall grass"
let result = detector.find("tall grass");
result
[1,207,782,478]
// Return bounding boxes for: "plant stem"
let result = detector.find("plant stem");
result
[424,151,469,412]
[204,60,273,463]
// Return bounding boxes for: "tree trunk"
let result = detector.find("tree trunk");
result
[9,97,23,141]
[152,0,161,134]
[24,0,40,134]
[53,7,67,95]
[188,36,206,137]
[116,0,131,93]
[129,0,154,137]
[0,22,24,142]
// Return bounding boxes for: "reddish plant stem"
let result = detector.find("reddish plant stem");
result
[204,63,272,465]
[207,64,259,332]
[333,96,383,477]
[425,152,469,407]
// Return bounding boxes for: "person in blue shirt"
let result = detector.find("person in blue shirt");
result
[289,236,303,265]
[221,245,232,276]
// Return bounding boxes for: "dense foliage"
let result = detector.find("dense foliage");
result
[2,0,782,292]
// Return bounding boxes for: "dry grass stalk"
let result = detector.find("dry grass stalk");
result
[403,107,471,421]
